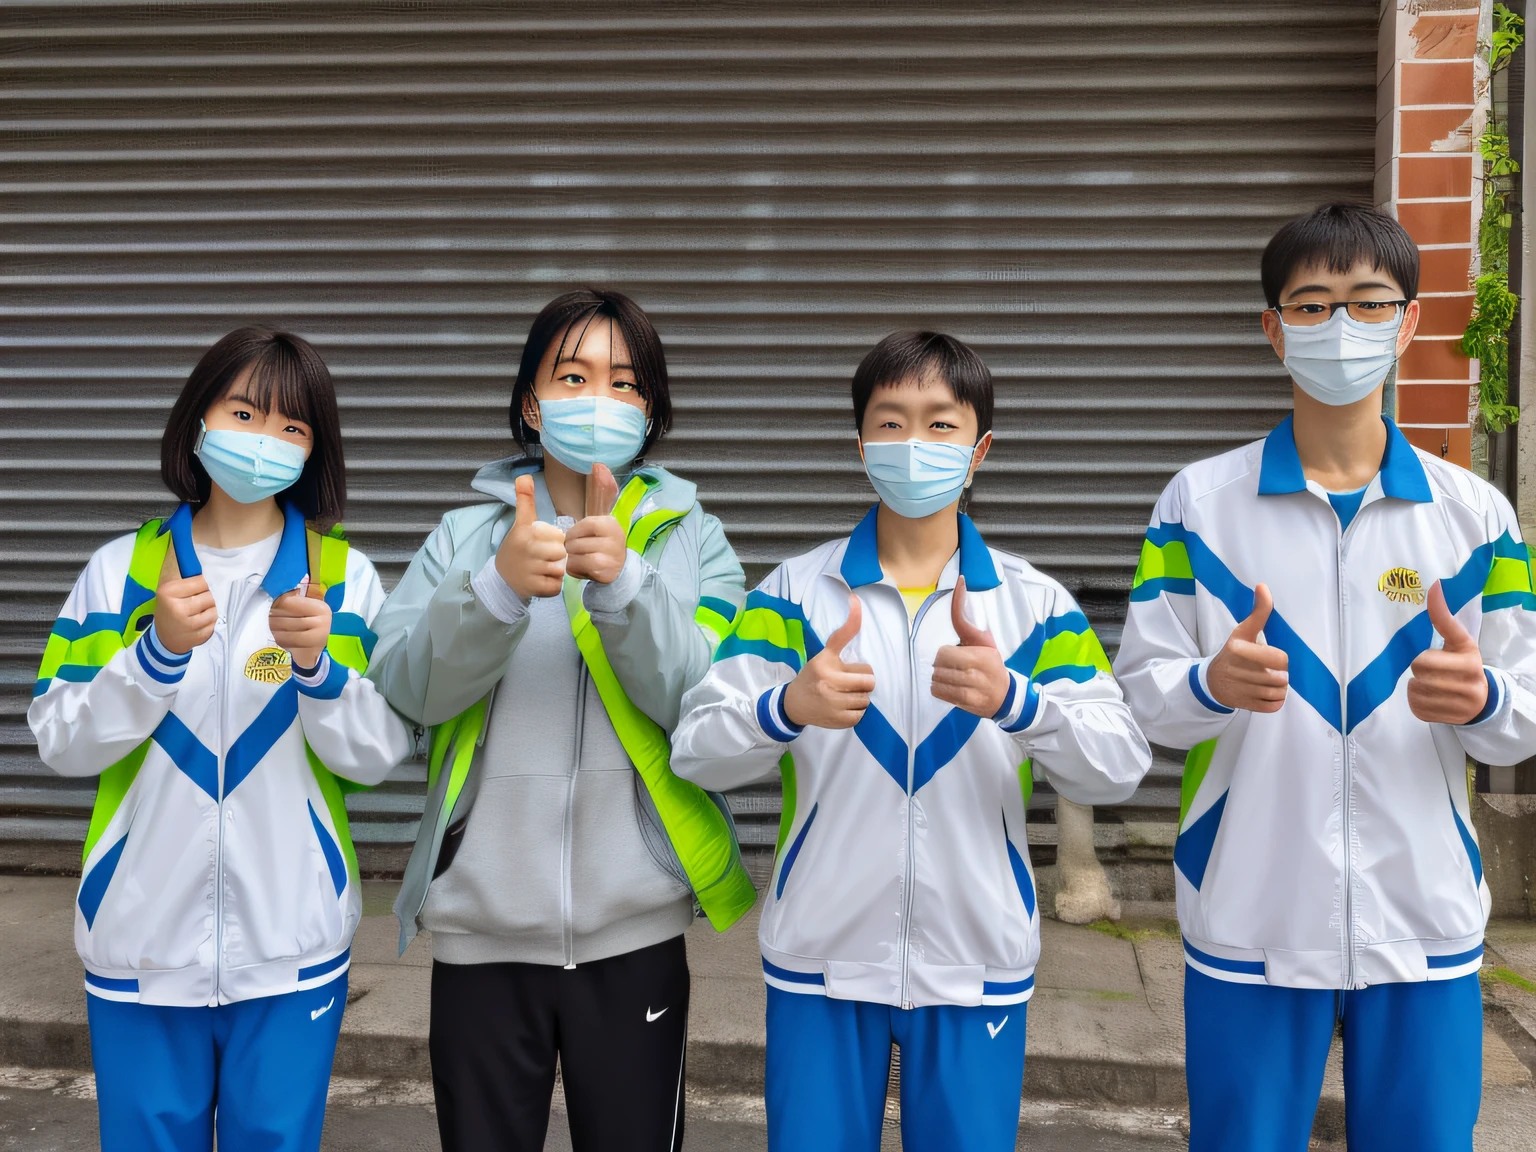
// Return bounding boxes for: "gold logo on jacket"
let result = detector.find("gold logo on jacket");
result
[1378,567,1426,605]
[244,646,293,684]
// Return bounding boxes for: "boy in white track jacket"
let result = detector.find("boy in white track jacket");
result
[28,328,412,1152]
[1114,205,1536,1152]
[672,332,1151,1152]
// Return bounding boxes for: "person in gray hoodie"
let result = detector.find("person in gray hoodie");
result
[367,288,753,1152]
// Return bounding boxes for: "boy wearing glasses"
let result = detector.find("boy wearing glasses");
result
[1114,202,1536,1151]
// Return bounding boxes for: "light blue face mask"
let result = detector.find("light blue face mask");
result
[194,420,307,504]
[537,396,649,475]
[862,438,978,519]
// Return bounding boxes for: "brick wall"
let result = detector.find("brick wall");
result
[1377,1,1487,468]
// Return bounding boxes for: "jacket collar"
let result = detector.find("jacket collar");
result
[1257,414,1432,503]
[839,504,1001,591]
[158,501,310,598]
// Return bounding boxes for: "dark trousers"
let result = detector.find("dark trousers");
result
[429,935,689,1152]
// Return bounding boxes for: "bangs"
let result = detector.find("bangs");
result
[232,341,321,427]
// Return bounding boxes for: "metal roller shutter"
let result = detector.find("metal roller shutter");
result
[1,1,1379,880]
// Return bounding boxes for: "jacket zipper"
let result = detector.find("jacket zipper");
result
[899,589,943,1010]
[1336,507,1356,990]
[563,662,587,969]
[210,580,241,1007]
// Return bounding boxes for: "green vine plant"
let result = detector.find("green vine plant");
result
[1461,2,1524,433]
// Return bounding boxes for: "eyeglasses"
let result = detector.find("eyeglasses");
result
[1274,300,1407,326]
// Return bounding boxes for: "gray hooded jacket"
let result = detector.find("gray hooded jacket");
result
[368,455,746,966]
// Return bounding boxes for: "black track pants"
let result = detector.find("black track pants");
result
[429,935,689,1152]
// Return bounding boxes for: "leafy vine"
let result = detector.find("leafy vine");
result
[1461,2,1524,433]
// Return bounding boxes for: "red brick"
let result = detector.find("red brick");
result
[1412,293,1474,337]
[1399,337,1472,379]
[1410,13,1478,60]
[1417,246,1472,294]
[1398,155,1472,200]
[1400,60,1475,105]
[1400,107,1474,153]
[1400,426,1472,468]
[1396,382,1478,425]
[1397,199,1473,246]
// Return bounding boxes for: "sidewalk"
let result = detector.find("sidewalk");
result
[0,876,1532,1143]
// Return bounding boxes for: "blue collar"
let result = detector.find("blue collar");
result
[1256,415,1432,503]
[838,505,1001,591]
[158,502,310,597]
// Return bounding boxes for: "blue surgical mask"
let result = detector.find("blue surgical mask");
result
[537,396,648,474]
[1281,308,1404,407]
[194,421,307,504]
[862,438,977,519]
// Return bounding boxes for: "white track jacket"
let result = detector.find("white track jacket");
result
[1115,417,1536,990]
[29,504,412,1007]
[672,508,1151,1010]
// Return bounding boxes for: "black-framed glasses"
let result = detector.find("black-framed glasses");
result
[1275,300,1407,327]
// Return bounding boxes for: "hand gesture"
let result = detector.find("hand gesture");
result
[931,577,1011,717]
[1407,582,1488,724]
[1206,583,1289,713]
[564,463,628,585]
[495,473,567,600]
[270,579,333,671]
[154,566,216,656]
[782,593,876,730]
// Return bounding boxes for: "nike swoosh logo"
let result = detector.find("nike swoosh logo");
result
[311,997,335,1022]
[646,1006,668,1022]
[987,1015,1009,1039]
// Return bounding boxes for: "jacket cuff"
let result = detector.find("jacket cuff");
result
[134,625,191,690]
[470,556,530,625]
[295,652,349,700]
[1188,659,1234,715]
[583,550,647,618]
[1463,667,1503,727]
[995,670,1041,733]
[756,684,805,743]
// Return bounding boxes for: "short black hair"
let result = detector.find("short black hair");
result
[510,288,672,459]
[161,326,346,528]
[1260,203,1420,308]
[851,330,994,440]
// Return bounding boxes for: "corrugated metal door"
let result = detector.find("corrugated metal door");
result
[2,2,1379,877]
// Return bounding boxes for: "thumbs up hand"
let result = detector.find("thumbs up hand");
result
[1206,583,1289,713]
[564,463,629,585]
[495,473,568,600]
[931,577,1011,717]
[1407,582,1489,724]
[782,593,877,730]
[154,568,217,656]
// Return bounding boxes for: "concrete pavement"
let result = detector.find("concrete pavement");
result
[0,876,1532,1147]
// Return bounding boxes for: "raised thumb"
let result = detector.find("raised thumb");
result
[950,577,996,648]
[513,473,537,527]
[1232,582,1273,643]
[1427,581,1475,651]
[587,463,620,519]
[824,593,862,658]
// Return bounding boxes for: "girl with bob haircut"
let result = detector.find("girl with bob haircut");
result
[29,326,413,1152]
[369,287,753,1152]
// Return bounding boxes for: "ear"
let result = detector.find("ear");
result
[1396,299,1421,357]
[1260,309,1285,361]
[521,391,542,433]
[965,431,994,487]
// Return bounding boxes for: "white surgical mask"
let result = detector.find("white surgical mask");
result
[536,396,648,474]
[1281,308,1404,407]
[194,420,306,504]
[862,438,977,519]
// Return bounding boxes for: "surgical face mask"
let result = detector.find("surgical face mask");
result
[1280,308,1404,407]
[536,396,648,474]
[194,420,307,504]
[862,438,977,519]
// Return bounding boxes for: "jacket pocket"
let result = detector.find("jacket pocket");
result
[775,803,818,901]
